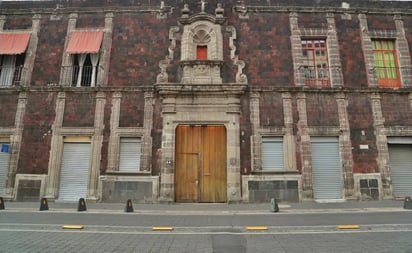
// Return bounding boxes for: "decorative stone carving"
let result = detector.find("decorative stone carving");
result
[226,26,247,84]
[156,26,179,83]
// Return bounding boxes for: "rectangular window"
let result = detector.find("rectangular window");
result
[262,137,284,171]
[373,40,400,88]
[0,54,25,86]
[119,138,141,172]
[71,53,99,87]
[301,39,330,87]
[196,45,208,60]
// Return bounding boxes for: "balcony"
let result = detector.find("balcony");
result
[0,65,24,87]
[301,66,330,87]
[60,65,101,87]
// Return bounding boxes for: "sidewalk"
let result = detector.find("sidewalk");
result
[1,199,407,214]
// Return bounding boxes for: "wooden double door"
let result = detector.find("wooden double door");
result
[175,125,227,202]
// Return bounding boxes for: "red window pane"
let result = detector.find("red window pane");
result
[197,46,207,60]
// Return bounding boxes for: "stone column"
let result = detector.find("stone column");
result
[98,13,114,86]
[394,15,412,87]
[107,92,121,171]
[326,13,344,87]
[45,92,65,199]
[370,93,392,198]
[21,14,40,86]
[336,93,355,198]
[159,97,176,202]
[4,92,27,198]
[226,97,242,202]
[88,92,106,200]
[59,13,77,86]
[249,92,261,171]
[297,93,312,199]
[289,12,305,86]
[359,13,378,87]
[282,93,297,171]
[141,92,154,171]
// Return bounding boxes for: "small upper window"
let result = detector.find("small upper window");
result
[372,40,401,88]
[196,45,208,60]
[301,39,330,87]
[0,33,30,87]
[64,31,103,87]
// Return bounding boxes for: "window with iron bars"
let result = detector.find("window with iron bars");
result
[0,54,25,87]
[372,40,401,88]
[61,53,99,87]
[301,39,330,87]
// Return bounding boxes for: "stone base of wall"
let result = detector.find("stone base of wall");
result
[100,175,159,203]
[14,174,46,201]
[242,175,301,203]
[353,173,382,200]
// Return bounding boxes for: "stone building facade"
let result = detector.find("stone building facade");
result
[0,0,411,203]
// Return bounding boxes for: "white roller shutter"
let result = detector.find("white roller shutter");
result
[58,142,90,201]
[0,143,10,196]
[119,137,141,172]
[311,137,343,200]
[262,137,284,171]
[388,144,412,198]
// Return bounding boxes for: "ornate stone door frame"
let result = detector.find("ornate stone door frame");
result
[156,85,246,203]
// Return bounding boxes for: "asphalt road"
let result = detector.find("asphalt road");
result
[1,210,412,252]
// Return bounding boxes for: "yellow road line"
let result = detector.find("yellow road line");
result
[337,225,360,229]
[62,225,84,229]
[152,227,174,231]
[246,226,268,231]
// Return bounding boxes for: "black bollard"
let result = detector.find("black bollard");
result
[78,198,87,211]
[0,197,4,210]
[125,199,134,213]
[40,197,49,211]
[270,198,279,213]
[404,196,412,210]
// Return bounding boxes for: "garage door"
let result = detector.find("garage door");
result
[311,137,343,200]
[58,142,91,201]
[0,143,10,196]
[388,144,412,198]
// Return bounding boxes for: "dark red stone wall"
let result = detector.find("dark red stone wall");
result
[347,94,378,173]
[367,14,396,30]
[119,92,145,127]
[298,13,327,29]
[0,93,18,127]
[76,13,105,28]
[109,13,173,86]
[381,93,412,126]
[306,93,339,127]
[237,13,293,87]
[63,92,95,127]
[259,92,284,127]
[4,15,32,30]
[18,92,56,174]
[336,15,368,88]
[32,16,68,86]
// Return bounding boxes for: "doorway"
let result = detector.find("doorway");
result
[175,125,227,202]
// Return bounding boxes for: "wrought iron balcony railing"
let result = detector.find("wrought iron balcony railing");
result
[0,65,24,87]
[60,65,101,87]
[300,66,330,87]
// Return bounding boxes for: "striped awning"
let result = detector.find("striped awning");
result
[0,33,31,55]
[66,31,103,54]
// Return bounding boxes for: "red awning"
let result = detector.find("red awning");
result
[0,33,31,55]
[66,31,104,54]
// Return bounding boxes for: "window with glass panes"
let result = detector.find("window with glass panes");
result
[372,40,400,88]
[301,39,330,87]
